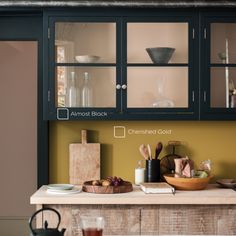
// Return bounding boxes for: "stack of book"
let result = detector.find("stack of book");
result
[140,182,175,194]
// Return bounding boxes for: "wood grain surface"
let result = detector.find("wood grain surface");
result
[82,181,133,194]
[69,130,100,185]
[39,204,236,236]
[42,205,140,236]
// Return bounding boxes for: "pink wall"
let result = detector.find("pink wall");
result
[0,41,37,216]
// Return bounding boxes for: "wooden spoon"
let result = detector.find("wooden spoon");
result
[147,144,152,160]
[155,142,163,159]
[139,144,149,160]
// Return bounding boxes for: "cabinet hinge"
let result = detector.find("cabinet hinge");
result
[48,28,50,39]
[203,91,207,102]
[48,90,51,102]
[192,28,195,39]
[192,91,195,102]
[204,28,207,39]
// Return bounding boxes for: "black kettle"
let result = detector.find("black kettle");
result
[29,207,66,236]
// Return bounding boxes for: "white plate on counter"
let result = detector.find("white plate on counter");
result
[47,184,74,190]
[46,187,81,195]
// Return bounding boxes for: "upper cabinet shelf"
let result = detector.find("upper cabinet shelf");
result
[126,22,189,64]
[55,22,116,64]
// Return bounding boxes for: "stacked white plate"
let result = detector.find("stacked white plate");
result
[46,184,81,194]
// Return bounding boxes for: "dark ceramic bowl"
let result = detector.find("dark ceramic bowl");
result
[146,47,175,64]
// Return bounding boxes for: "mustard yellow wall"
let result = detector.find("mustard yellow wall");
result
[49,121,236,183]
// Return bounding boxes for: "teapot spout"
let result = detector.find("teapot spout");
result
[60,228,66,235]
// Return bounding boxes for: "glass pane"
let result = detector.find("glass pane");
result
[211,23,236,64]
[210,67,236,108]
[56,67,116,108]
[55,22,116,63]
[127,23,188,63]
[127,67,188,108]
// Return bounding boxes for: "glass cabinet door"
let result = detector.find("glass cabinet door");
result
[47,15,196,120]
[210,23,236,108]
[54,21,117,109]
[126,22,191,109]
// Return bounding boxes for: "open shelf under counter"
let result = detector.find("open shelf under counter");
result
[31,184,236,205]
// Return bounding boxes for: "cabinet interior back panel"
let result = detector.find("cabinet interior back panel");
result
[127,23,188,63]
[0,41,37,217]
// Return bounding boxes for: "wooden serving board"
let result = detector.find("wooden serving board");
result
[69,130,100,185]
[82,181,133,194]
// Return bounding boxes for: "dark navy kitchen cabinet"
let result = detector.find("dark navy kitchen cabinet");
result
[200,11,236,120]
[43,9,199,120]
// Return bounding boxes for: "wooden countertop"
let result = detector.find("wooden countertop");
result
[30,184,236,205]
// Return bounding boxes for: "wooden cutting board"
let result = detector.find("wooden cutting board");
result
[69,130,100,185]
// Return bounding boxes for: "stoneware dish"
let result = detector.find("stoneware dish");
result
[164,174,212,190]
[146,47,175,64]
[47,184,74,190]
[75,55,100,63]
[216,179,236,188]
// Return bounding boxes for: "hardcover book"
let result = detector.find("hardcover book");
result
[140,182,175,194]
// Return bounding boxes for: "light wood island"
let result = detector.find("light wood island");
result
[31,185,236,235]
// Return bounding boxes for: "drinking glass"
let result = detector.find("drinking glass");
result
[80,216,104,236]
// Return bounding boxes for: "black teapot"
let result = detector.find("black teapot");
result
[29,207,66,236]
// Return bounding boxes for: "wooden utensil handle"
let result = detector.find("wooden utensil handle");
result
[81,130,87,144]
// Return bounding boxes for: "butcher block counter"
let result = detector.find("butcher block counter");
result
[31,185,236,236]
[31,184,236,205]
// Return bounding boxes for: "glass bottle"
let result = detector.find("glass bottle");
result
[135,160,145,185]
[229,79,235,108]
[68,71,77,107]
[81,72,93,107]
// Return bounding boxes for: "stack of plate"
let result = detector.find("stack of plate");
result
[46,184,81,194]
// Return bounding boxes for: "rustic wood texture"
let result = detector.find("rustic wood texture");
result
[43,205,140,236]
[41,205,73,236]
[69,130,100,185]
[82,181,133,194]
[35,204,43,229]
[37,204,236,235]
[141,205,236,235]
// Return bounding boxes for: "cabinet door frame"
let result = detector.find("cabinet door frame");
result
[44,9,199,121]
[200,11,236,120]
[122,14,199,120]
[45,15,122,120]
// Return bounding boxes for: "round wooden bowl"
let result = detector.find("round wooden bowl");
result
[164,174,213,190]
[82,181,133,194]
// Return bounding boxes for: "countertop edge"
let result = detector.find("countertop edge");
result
[30,185,236,205]
[30,199,236,205]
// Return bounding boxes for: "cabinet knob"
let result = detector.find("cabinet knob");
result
[122,84,127,90]
[116,84,121,90]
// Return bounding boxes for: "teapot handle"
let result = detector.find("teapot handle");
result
[29,207,61,235]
